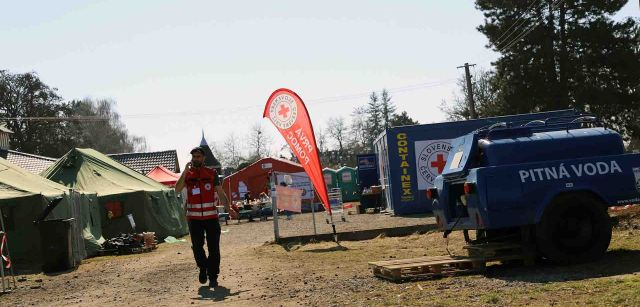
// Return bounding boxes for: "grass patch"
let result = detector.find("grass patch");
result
[483,293,500,304]
[248,209,640,306]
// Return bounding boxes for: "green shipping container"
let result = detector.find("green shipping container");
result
[337,166,359,202]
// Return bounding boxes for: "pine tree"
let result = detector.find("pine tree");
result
[389,111,419,127]
[366,91,383,149]
[380,89,396,129]
[476,0,640,139]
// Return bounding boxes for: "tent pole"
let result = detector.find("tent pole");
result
[310,198,317,237]
[271,171,279,242]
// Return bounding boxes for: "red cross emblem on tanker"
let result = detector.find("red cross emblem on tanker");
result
[430,153,446,174]
[278,104,290,118]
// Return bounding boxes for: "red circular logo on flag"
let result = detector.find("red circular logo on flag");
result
[269,94,298,129]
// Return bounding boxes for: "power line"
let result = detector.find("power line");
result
[306,79,457,104]
[497,0,564,54]
[491,0,542,49]
[474,0,562,66]
[0,77,458,122]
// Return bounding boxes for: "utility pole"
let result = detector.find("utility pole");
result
[457,63,478,119]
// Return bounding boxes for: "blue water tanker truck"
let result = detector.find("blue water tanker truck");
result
[428,115,638,263]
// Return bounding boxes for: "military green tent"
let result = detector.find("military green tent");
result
[0,157,102,269]
[42,148,188,239]
[72,192,104,256]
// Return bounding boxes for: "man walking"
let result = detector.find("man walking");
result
[175,146,235,288]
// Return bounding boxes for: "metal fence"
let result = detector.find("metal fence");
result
[264,172,433,242]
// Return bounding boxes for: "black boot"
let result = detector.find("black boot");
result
[198,267,207,284]
[209,275,218,288]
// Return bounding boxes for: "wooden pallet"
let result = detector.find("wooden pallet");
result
[464,242,536,265]
[369,248,534,282]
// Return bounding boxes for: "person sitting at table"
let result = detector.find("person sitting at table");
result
[230,203,240,219]
[258,191,269,201]
[255,192,271,220]
[242,192,257,222]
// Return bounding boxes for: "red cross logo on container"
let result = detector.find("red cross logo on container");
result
[269,94,298,129]
[415,140,452,189]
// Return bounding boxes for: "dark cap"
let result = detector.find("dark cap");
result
[190,146,205,155]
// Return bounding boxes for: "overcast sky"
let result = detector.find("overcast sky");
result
[2,1,638,164]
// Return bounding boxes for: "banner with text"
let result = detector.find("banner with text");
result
[264,89,331,213]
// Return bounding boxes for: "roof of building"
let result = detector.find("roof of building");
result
[199,131,221,169]
[146,165,180,186]
[0,149,56,174]
[226,157,303,179]
[107,150,180,174]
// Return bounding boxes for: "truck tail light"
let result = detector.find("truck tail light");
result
[464,182,475,195]
[426,188,438,200]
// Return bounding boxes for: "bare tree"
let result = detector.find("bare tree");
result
[247,122,271,159]
[349,106,369,149]
[316,125,328,154]
[440,68,503,121]
[315,125,330,166]
[280,143,297,163]
[222,132,243,169]
[209,140,224,165]
[0,70,147,156]
[327,116,347,163]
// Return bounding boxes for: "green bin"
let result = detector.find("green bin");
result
[337,166,359,202]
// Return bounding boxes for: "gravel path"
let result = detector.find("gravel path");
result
[0,212,434,306]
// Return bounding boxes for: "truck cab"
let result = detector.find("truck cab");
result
[429,116,639,263]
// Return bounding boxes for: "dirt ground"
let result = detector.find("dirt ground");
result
[2,208,640,307]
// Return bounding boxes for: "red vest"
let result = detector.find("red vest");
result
[185,167,218,220]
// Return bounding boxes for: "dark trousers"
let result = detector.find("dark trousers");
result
[188,219,221,278]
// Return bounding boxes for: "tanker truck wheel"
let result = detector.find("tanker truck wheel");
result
[535,193,611,264]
